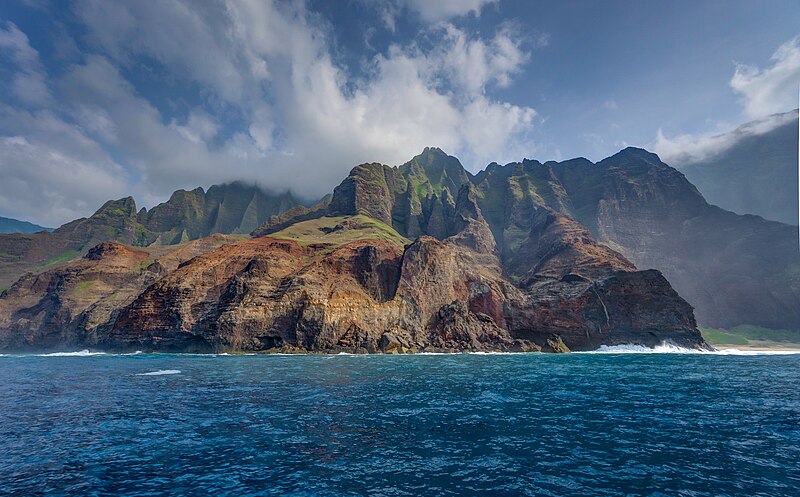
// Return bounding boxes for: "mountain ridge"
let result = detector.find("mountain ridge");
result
[0,182,299,289]
[0,217,704,353]
[255,146,800,331]
[0,216,52,234]
[1,145,797,345]
[0,147,713,353]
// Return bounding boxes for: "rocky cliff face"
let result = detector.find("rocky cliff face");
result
[0,242,155,350]
[0,207,705,353]
[554,148,800,330]
[0,235,245,351]
[139,182,298,244]
[491,147,799,331]
[7,143,788,352]
[253,147,798,331]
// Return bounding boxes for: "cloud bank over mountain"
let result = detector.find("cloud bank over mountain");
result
[655,37,800,165]
[0,0,536,227]
[0,1,798,227]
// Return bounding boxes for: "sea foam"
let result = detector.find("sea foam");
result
[27,350,143,357]
[582,342,800,355]
[37,350,107,357]
[135,369,181,376]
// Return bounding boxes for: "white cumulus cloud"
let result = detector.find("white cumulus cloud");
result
[373,0,498,29]
[406,0,497,23]
[654,36,800,166]
[654,109,797,165]
[0,0,540,226]
[731,37,800,119]
[0,21,51,105]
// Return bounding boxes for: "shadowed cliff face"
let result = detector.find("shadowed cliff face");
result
[253,147,799,331]
[675,110,799,226]
[554,148,800,330]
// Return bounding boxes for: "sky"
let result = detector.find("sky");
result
[0,0,798,227]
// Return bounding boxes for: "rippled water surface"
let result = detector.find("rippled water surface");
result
[1,352,799,496]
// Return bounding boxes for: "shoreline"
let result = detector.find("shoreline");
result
[4,344,800,356]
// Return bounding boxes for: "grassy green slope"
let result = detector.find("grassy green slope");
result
[268,215,409,249]
[701,324,800,347]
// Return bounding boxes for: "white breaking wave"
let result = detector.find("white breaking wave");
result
[135,369,181,376]
[27,350,143,357]
[582,342,800,355]
[37,350,107,357]
[466,351,522,355]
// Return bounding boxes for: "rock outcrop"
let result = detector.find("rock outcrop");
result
[553,148,800,330]
[0,235,242,351]
[5,146,795,335]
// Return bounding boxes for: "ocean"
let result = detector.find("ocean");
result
[1,348,799,496]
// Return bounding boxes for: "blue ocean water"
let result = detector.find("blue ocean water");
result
[1,350,799,496]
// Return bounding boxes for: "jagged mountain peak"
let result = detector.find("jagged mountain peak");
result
[3,144,797,335]
[401,147,472,193]
[520,158,545,168]
[543,157,594,168]
[603,146,667,168]
[251,145,799,332]
[0,146,707,353]
[0,183,300,289]
[93,197,138,218]
[417,146,450,159]
[165,186,206,202]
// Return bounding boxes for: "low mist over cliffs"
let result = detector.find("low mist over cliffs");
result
[672,110,798,226]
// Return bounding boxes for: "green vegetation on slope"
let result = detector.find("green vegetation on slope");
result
[700,328,749,345]
[701,324,800,347]
[268,215,409,248]
[36,250,80,271]
[67,280,97,298]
